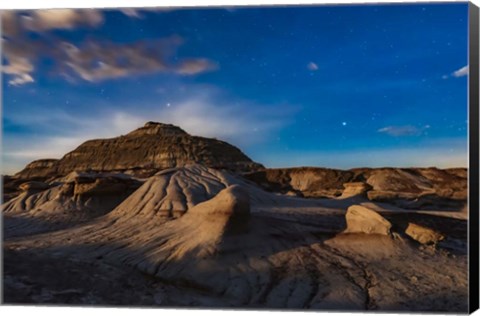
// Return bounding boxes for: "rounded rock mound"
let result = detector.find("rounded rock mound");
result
[343,205,392,235]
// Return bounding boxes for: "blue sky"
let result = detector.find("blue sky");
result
[2,3,469,174]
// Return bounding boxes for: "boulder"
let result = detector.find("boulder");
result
[405,223,444,245]
[343,205,392,235]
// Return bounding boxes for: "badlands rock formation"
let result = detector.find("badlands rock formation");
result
[340,182,372,198]
[3,163,468,311]
[2,123,469,312]
[13,122,263,180]
[3,172,141,238]
[13,159,59,179]
[245,167,467,210]
[244,167,352,198]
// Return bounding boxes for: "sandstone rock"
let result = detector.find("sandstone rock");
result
[108,164,237,219]
[405,223,444,245]
[14,159,58,179]
[184,185,251,235]
[102,164,315,222]
[190,184,250,218]
[343,205,392,235]
[2,173,142,237]
[244,167,353,198]
[365,168,431,193]
[340,182,372,198]
[245,167,466,209]
[2,164,469,310]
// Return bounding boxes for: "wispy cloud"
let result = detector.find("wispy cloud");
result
[1,10,216,85]
[443,65,468,79]
[118,7,174,18]
[21,9,103,32]
[119,8,143,18]
[307,62,318,71]
[2,89,295,174]
[2,56,35,86]
[452,65,468,78]
[175,58,218,75]
[378,125,430,137]
[59,38,216,82]
[1,9,103,85]
[2,9,102,38]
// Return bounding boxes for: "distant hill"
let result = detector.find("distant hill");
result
[13,121,264,179]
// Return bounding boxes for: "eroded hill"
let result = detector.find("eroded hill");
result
[2,123,469,312]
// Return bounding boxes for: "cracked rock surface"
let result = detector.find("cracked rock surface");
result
[3,164,468,312]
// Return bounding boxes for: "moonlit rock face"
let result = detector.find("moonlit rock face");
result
[13,122,264,179]
[108,163,239,218]
[405,223,444,245]
[129,122,188,136]
[344,205,392,236]
[14,159,59,179]
[2,173,142,238]
[340,182,372,198]
[246,167,467,210]
[188,184,251,217]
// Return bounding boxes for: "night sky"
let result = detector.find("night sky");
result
[2,3,469,174]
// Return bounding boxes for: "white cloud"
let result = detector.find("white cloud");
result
[453,65,468,78]
[2,56,35,85]
[59,37,216,82]
[307,62,318,71]
[2,15,216,86]
[378,125,430,137]
[2,9,103,37]
[7,73,35,86]
[21,9,103,32]
[119,8,142,18]
[175,58,218,75]
[2,10,215,85]
[1,9,103,86]
[118,7,173,18]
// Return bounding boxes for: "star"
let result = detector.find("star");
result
[342,122,347,126]
[166,103,171,107]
